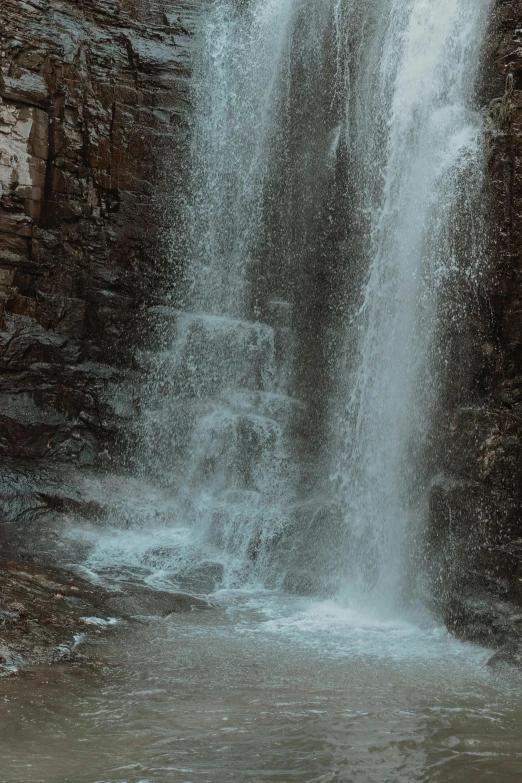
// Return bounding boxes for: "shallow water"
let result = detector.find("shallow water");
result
[2,593,522,783]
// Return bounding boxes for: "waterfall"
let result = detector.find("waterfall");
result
[137,0,311,589]
[84,0,491,606]
[329,0,492,612]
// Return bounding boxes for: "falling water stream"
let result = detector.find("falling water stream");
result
[330,0,490,610]
[79,0,491,605]
[5,1,522,781]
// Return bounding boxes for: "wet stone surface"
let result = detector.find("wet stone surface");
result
[427,0,522,643]
[489,640,522,670]
[104,584,212,618]
[0,556,112,675]
[0,556,212,676]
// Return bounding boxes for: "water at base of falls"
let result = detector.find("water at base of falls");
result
[3,593,522,783]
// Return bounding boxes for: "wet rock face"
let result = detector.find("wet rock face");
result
[0,556,213,676]
[0,556,113,675]
[105,584,212,617]
[0,0,195,463]
[429,1,522,648]
[489,639,522,670]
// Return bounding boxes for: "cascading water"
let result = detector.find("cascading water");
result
[77,0,491,609]
[128,0,309,589]
[329,0,492,611]
[121,0,347,591]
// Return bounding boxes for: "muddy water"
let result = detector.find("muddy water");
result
[1,594,521,783]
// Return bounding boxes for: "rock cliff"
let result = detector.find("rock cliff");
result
[0,0,194,467]
[0,0,197,561]
[428,0,522,658]
[0,0,197,670]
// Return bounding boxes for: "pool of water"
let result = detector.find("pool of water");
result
[1,592,521,783]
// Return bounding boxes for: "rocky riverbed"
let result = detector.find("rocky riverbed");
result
[0,556,113,675]
[0,554,211,677]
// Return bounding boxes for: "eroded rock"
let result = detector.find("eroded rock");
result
[427,0,522,647]
[0,0,195,462]
[175,561,225,594]
[0,0,199,671]
[444,593,522,648]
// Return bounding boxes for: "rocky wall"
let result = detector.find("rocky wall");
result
[428,0,522,658]
[0,0,195,467]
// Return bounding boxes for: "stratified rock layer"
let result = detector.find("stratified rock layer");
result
[429,1,522,661]
[0,0,194,464]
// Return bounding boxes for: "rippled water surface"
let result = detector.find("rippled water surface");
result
[1,594,522,783]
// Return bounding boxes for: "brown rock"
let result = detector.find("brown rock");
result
[0,556,111,675]
[105,585,212,617]
[428,1,522,641]
[0,0,194,461]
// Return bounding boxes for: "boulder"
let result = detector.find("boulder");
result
[488,641,522,671]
